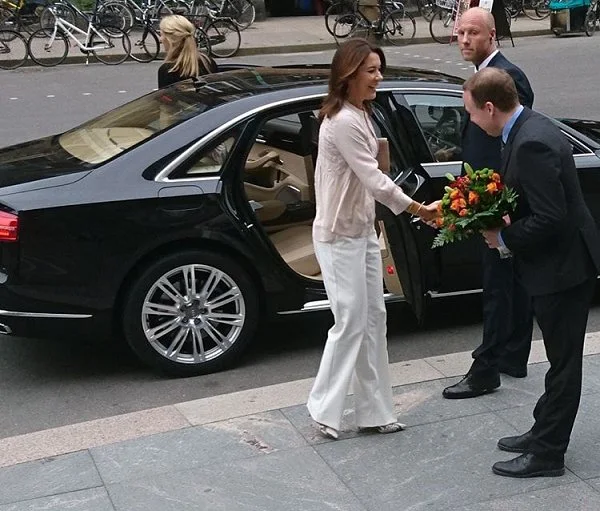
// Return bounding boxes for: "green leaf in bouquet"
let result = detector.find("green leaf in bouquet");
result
[445,173,456,182]
[444,186,454,193]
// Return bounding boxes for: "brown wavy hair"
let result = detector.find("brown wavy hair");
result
[319,38,386,121]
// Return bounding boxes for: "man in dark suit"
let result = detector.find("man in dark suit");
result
[442,7,536,400]
[466,67,600,477]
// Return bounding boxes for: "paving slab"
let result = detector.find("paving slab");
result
[0,488,115,511]
[91,410,307,484]
[314,412,578,511]
[281,379,492,445]
[106,446,367,511]
[459,481,600,511]
[0,452,102,506]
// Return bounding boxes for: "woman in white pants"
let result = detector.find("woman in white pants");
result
[307,38,438,439]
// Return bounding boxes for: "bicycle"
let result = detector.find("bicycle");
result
[325,0,416,35]
[429,0,512,44]
[0,27,27,68]
[332,1,416,45]
[128,5,159,61]
[190,0,255,30]
[186,5,240,57]
[74,0,188,34]
[28,2,131,66]
[0,0,45,35]
[585,0,599,35]
[504,0,549,19]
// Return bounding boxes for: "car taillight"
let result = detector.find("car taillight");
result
[0,211,18,242]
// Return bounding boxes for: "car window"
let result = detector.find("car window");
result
[168,130,240,179]
[402,93,466,162]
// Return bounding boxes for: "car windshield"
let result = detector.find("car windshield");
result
[58,68,330,165]
[58,80,230,165]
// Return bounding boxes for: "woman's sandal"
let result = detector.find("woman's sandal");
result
[317,423,339,440]
[359,422,406,434]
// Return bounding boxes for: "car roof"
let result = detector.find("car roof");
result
[174,65,464,107]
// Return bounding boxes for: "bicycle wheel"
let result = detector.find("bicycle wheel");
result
[429,8,456,44]
[195,26,212,56]
[384,9,416,45]
[585,4,597,35]
[0,29,27,69]
[0,7,17,32]
[39,3,76,32]
[90,27,131,64]
[332,12,365,39]
[205,18,240,58]
[129,25,160,61]
[325,0,354,36]
[419,0,436,21]
[224,0,255,30]
[27,27,68,66]
[534,0,550,19]
[98,1,135,34]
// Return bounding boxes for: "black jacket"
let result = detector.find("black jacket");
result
[462,52,534,172]
[158,56,218,88]
[501,108,600,296]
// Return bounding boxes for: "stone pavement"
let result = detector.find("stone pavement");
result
[3,334,600,510]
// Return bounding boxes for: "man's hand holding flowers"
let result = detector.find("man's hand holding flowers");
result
[430,164,518,248]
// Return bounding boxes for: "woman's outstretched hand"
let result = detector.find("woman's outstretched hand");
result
[418,201,441,223]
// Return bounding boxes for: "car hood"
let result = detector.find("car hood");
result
[558,118,600,146]
[0,135,91,189]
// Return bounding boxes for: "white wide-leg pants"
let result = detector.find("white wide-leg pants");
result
[307,230,397,431]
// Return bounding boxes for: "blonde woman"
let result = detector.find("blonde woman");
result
[307,38,438,440]
[158,15,217,88]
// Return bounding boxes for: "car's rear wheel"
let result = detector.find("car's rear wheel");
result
[123,250,259,377]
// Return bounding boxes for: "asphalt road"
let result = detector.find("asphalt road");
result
[1,34,600,439]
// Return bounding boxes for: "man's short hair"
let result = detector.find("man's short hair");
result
[463,67,519,113]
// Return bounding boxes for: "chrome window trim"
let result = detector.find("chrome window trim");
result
[155,93,326,183]
[0,309,92,319]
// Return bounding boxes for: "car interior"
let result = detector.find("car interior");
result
[243,110,322,279]
[241,108,405,297]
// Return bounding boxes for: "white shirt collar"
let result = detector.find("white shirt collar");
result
[476,49,499,71]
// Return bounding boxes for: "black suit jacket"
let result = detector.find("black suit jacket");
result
[501,108,600,296]
[462,52,534,172]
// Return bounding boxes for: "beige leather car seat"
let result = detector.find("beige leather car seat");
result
[269,225,320,277]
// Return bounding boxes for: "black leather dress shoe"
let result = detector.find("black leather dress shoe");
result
[492,453,565,478]
[442,373,500,399]
[498,363,528,378]
[497,431,533,453]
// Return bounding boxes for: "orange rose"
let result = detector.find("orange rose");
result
[450,200,461,212]
[486,182,498,193]
[449,189,461,199]
[459,209,468,217]
[435,217,444,227]
[491,172,501,183]
[458,198,467,208]
[468,191,479,205]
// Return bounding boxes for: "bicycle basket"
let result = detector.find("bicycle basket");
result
[435,0,457,9]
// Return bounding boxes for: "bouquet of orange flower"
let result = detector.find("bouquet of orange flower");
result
[431,163,518,248]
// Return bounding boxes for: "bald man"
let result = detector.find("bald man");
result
[442,8,536,400]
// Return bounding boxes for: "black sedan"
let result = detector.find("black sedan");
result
[0,66,599,377]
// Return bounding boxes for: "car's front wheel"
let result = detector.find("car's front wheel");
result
[123,250,259,377]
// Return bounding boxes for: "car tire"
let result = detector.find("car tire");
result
[122,250,259,377]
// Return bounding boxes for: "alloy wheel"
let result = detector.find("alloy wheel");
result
[141,264,246,365]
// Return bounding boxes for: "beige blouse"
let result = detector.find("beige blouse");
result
[312,102,413,243]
